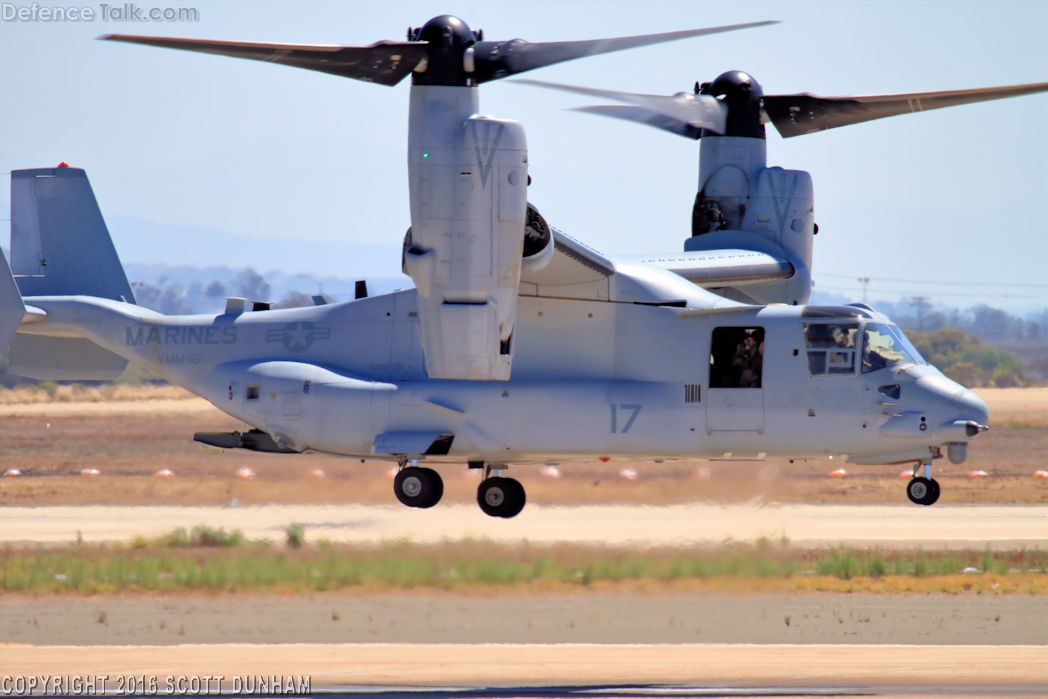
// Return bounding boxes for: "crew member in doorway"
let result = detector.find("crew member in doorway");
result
[733,332,763,387]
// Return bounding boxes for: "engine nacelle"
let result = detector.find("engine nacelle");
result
[406,86,528,380]
[687,136,815,305]
[521,202,554,273]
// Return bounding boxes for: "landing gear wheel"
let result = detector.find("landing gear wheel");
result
[412,469,442,509]
[477,477,526,518]
[394,466,443,508]
[906,476,939,506]
[501,478,525,518]
[926,478,940,505]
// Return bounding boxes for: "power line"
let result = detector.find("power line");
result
[814,284,1045,301]
[819,272,1048,289]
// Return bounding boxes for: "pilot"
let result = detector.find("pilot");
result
[863,346,890,372]
[828,325,856,373]
[832,325,854,348]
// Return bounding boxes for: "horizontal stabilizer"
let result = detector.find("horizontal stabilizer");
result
[7,335,128,380]
[194,429,301,454]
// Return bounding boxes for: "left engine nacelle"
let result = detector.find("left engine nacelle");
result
[685,136,815,305]
[405,86,529,381]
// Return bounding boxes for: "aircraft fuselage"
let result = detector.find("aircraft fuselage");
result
[20,289,988,468]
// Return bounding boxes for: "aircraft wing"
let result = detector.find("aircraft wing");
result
[625,249,795,287]
[521,228,794,297]
[518,228,613,299]
[519,228,754,309]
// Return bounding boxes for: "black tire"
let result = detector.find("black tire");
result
[394,467,433,508]
[416,468,444,509]
[499,477,526,519]
[907,476,934,506]
[477,477,508,517]
[926,478,941,506]
[477,477,526,518]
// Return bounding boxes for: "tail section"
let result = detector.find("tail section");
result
[11,165,135,302]
[4,165,132,379]
[0,245,27,354]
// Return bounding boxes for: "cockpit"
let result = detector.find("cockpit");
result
[803,317,924,378]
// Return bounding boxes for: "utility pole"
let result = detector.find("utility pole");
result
[910,296,930,332]
[857,276,870,304]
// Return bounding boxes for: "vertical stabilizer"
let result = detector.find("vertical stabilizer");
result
[11,166,135,302]
[0,245,27,355]
[5,166,131,379]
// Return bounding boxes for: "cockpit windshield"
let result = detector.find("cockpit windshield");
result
[861,323,925,374]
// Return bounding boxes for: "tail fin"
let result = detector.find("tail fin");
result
[4,166,131,379]
[11,165,135,302]
[0,245,27,354]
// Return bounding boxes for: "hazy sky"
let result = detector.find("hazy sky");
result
[2,0,1046,310]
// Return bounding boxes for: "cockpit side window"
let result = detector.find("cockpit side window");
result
[804,323,858,376]
[862,323,924,373]
[710,327,764,388]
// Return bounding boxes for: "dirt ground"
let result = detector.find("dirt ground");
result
[3,591,1046,646]
[1,387,1046,507]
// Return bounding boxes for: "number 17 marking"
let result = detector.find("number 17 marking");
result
[610,404,642,433]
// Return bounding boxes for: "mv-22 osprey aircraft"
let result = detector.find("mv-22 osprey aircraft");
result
[3,16,1046,517]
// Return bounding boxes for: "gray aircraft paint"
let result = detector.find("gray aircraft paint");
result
[12,283,986,466]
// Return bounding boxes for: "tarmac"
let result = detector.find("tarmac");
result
[2,643,1046,697]
[2,502,1046,549]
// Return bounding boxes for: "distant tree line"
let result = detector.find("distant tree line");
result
[892,303,1046,342]
[131,268,291,315]
[906,328,1027,388]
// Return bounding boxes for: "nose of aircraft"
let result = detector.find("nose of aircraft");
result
[951,387,989,427]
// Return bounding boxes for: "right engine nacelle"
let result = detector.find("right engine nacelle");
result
[521,203,554,273]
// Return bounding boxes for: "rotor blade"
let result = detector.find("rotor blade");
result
[472,20,778,84]
[573,105,701,139]
[765,81,1048,138]
[518,79,727,134]
[100,35,428,86]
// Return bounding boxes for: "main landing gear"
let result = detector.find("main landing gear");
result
[906,461,940,506]
[391,459,527,518]
[477,464,526,519]
[393,458,444,509]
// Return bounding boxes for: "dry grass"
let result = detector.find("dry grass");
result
[0,383,193,405]
[4,539,1044,595]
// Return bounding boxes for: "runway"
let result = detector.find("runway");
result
[3,503,1046,548]
[2,643,1046,697]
